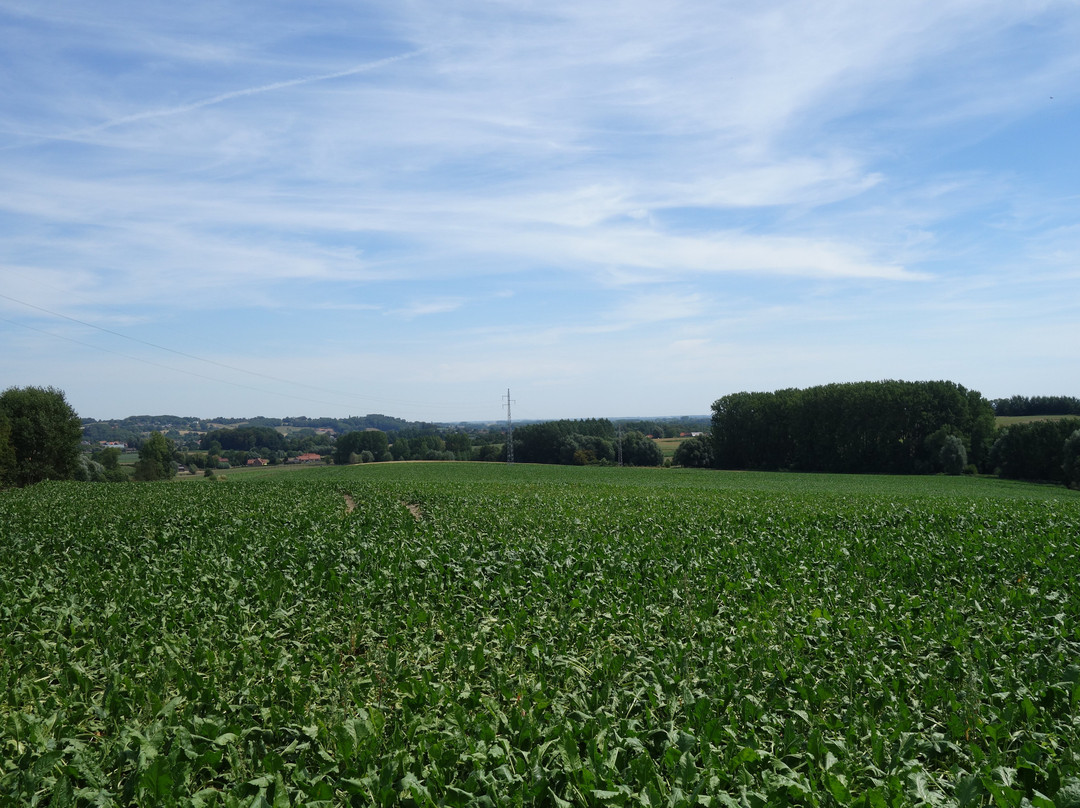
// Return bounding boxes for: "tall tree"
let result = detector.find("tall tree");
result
[0,386,82,486]
[133,431,177,481]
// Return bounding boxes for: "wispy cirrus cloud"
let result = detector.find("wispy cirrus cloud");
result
[0,0,1078,418]
[58,48,433,141]
[391,298,467,319]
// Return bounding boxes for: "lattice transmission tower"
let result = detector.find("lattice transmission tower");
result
[502,388,515,464]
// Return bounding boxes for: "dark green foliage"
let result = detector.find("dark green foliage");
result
[992,395,1080,416]
[514,419,616,465]
[1061,429,1080,489]
[333,430,390,465]
[474,443,503,462]
[558,433,615,465]
[620,429,664,466]
[0,386,82,487]
[991,418,1080,483]
[711,380,996,474]
[133,431,176,481]
[94,446,122,470]
[390,436,412,460]
[939,434,967,475]
[672,435,714,468]
[200,426,287,453]
[443,432,473,455]
[91,447,128,482]
[0,413,15,488]
[511,421,665,467]
[74,454,107,482]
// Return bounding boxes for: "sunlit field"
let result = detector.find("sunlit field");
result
[3,463,1078,806]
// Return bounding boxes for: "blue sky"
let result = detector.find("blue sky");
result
[1,1,1078,422]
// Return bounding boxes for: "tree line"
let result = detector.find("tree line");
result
[510,419,664,466]
[710,380,997,474]
[990,418,1080,485]
[4,383,1079,489]
[992,395,1080,417]
[705,380,1080,488]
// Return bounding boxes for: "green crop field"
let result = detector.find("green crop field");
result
[654,438,686,459]
[995,415,1076,426]
[2,464,1079,806]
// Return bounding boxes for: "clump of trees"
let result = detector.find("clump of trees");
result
[333,430,391,465]
[989,418,1080,484]
[711,380,997,474]
[510,419,663,467]
[992,395,1080,417]
[0,386,82,487]
[89,447,127,482]
[201,426,287,453]
[198,426,334,467]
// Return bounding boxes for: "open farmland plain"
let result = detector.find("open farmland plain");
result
[2,464,1079,806]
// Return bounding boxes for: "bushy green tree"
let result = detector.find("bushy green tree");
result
[390,436,412,460]
[134,431,177,481]
[1064,429,1080,490]
[92,447,127,482]
[673,435,715,468]
[75,454,107,482]
[939,435,967,475]
[0,386,82,486]
[621,430,664,467]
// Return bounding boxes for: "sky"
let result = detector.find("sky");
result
[1,1,1079,423]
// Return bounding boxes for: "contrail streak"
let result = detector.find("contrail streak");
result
[62,47,431,139]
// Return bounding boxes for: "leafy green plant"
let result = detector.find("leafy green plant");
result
[2,464,1078,805]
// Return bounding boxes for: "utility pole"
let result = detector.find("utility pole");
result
[617,422,623,467]
[502,388,515,464]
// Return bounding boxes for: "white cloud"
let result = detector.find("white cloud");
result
[1,0,1079,417]
[391,298,467,318]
